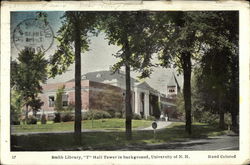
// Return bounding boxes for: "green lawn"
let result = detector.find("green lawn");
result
[11,119,152,133]
[11,122,228,151]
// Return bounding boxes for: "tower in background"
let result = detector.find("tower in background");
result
[166,73,180,98]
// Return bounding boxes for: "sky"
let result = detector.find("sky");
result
[11,11,183,94]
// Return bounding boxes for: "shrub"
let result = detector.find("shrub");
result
[82,112,88,120]
[82,110,111,120]
[200,111,219,126]
[27,116,37,125]
[61,113,74,122]
[147,116,155,121]
[132,113,142,120]
[94,110,111,119]
[107,109,116,118]
[10,91,22,125]
[11,120,20,125]
[103,111,112,119]
[41,114,47,124]
[114,112,122,118]
[65,103,75,112]
[47,114,55,121]
[21,118,26,125]
[10,108,21,125]
[11,115,21,125]
[54,112,61,123]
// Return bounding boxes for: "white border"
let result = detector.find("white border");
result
[1,1,250,165]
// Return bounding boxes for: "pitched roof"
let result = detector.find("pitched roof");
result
[167,73,180,88]
[68,70,138,83]
[135,81,159,94]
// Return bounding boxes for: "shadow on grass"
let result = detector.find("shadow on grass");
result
[11,123,229,151]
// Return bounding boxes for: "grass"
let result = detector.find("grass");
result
[141,122,228,143]
[11,118,152,133]
[11,122,229,151]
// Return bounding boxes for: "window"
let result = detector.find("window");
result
[62,94,68,107]
[49,96,55,107]
[169,89,175,93]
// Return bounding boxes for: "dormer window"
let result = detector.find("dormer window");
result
[96,73,101,78]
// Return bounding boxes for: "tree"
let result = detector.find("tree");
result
[49,12,97,144]
[98,12,196,134]
[10,90,23,124]
[28,98,44,116]
[54,85,65,112]
[196,45,238,130]
[106,12,196,134]
[11,47,48,122]
[136,11,238,133]
[99,11,153,140]
[149,12,197,134]
[192,11,239,130]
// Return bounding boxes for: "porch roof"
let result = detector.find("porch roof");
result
[135,81,159,95]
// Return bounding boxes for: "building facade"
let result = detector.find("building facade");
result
[39,70,180,119]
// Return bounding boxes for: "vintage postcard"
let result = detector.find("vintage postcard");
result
[1,1,250,165]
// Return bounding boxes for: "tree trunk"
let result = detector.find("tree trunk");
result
[74,20,82,145]
[124,34,132,140]
[125,64,132,140]
[230,57,239,133]
[231,112,238,133]
[181,52,192,134]
[219,112,225,130]
[218,93,225,130]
